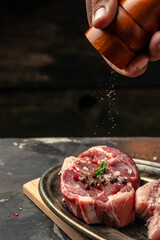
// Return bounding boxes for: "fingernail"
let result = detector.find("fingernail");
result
[94,7,106,22]
[136,59,148,70]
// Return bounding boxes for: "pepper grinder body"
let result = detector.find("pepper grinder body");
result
[85,0,160,69]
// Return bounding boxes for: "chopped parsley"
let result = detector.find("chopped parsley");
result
[94,157,108,178]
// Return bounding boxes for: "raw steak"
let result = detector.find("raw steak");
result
[135,179,160,240]
[60,146,140,227]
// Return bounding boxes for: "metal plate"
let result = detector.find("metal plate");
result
[39,162,160,240]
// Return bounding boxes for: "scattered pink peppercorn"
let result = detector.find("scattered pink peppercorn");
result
[13,213,19,216]
[96,183,102,190]
[73,174,79,181]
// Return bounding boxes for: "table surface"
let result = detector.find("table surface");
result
[0,137,160,240]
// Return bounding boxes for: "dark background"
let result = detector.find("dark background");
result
[0,0,159,137]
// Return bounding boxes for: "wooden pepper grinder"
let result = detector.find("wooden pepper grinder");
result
[85,0,160,69]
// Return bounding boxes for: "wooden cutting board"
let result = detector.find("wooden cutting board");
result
[23,178,89,240]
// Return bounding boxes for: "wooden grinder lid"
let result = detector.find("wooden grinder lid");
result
[85,26,135,70]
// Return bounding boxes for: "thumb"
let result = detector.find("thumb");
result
[92,0,118,29]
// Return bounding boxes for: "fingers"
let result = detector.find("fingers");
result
[93,0,118,29]
[85,0,159,77]
[86,0,118,29]
[112,32,160,77]
[104,54,149,77]
[149,31,160,61]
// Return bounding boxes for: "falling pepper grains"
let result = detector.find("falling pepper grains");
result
[13,213,19,217]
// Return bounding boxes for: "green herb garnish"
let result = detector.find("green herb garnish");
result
[94,157,108,178]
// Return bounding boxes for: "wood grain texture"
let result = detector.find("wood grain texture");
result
[23,178,89,240]
[120,0,160,33]
[0,89,159,138]
[110,6,149,52]
[85,26,135,70]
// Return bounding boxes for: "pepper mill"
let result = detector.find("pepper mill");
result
[85,0,160,69]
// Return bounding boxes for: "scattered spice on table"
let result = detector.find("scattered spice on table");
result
[13,213,19,217]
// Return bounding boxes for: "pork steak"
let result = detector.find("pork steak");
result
[136,179,160,240]
[60,146,140,227]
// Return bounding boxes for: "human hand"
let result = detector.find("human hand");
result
[86,0,160,77]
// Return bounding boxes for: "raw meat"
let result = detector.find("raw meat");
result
[136,179,160,240]
[60,145,140,227]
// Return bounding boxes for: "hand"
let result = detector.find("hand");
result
[86,0,160,77]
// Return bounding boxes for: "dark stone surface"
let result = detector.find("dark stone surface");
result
[0,137,160,240]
